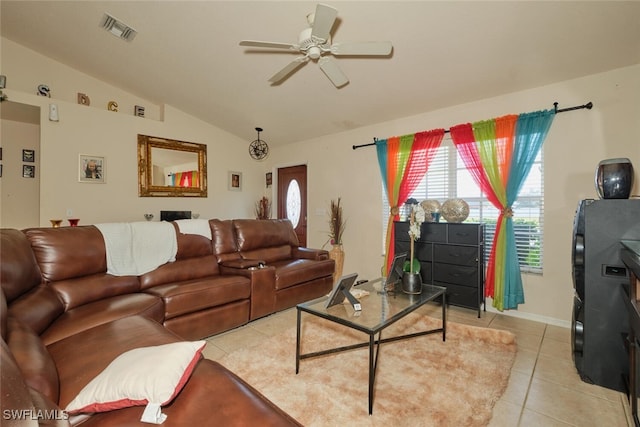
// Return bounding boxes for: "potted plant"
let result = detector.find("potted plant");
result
[323,198,346,282]
[403,202,425,294]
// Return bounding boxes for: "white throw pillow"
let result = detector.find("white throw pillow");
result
[65,341,206,414]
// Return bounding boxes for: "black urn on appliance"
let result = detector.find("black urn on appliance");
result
[595,158,634,199]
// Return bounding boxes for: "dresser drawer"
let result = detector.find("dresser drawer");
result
[418,261,433,283]
[433,263,478,286]
[434,244,479,267]
[420,223,446,243]
[448,223,482,245]
[394,222,410,242]
[414,242,433,260]
[394,240,410,255]
[436,282,479,309]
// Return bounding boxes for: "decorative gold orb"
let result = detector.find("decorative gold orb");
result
[441,199,470,223]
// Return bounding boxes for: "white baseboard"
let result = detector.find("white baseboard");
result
[484,304,571,329]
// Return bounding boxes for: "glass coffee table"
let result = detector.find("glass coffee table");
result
[296,278,446,415]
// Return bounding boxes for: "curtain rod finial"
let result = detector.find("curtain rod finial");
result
[585,102,593,109]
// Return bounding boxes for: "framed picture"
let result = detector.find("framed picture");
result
[266,172,272,187]
[228,171,242,191]
[22,149,35,162]
[23,164,35,178]
[79,154,106,183]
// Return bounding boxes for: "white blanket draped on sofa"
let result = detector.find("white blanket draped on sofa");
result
[174,219,212,239]
[96,222,178,276]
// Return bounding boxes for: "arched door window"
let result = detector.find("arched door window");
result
[286,179,301,227]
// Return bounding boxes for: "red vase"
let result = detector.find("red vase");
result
[68,218,80,227]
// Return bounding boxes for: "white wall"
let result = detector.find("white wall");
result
[269,65,640,326]
[1,38,264,226]
[3,36,639,325]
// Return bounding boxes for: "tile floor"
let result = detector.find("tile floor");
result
[202,303,633,427]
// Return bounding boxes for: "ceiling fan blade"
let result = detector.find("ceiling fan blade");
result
[268,56,309,84]
[318,57,349,88]
[240,40,298,50]
[311,4,338,41]
[331,41,393,56]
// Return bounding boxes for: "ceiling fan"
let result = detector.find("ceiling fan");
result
[239,3,392,88]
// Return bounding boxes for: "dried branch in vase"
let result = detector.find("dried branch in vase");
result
[255,196,271,220]
[330,198,345,245]
[323,198,346,248]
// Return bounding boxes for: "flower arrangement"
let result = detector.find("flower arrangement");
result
[255,196,271,220]
[323,198,345,247]
[405,203,426,274]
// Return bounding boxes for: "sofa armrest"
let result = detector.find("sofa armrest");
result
[74,360,302,427]
[292,247,329,261]
[220,265,276,320]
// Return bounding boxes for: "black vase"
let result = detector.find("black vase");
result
[402,273,422,294]
[595,158,634,199]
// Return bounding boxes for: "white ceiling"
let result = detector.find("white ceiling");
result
[2,1,639,147]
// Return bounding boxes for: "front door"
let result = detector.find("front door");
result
[277,165,307,246]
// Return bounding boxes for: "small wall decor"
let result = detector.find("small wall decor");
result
[0,75,6,102]
[228,171,242,191]
[22,149,35,162]
[37,84,51,97]
[49,104,59,122]
[79,154,106,183]
[77,93,91,106]
[134,105,145,117]
[108,101,119,112]
[22,165,35,178]
[266,172,272,187]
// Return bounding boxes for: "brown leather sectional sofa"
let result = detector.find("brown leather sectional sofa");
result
[1,219,334,426]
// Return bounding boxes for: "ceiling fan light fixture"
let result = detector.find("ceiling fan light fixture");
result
[99,13,137,42]
[308,46,322,60]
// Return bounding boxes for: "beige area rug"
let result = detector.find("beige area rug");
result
[218,312,517,427]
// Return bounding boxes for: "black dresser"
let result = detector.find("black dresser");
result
[394,221,485,317]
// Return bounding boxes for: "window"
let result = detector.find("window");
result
[382,139,544,273]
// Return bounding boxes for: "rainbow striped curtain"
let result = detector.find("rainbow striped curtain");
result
[170,171,199,188]
[450,110,555,310]
[376,129,445,275]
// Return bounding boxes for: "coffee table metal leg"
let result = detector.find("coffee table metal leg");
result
[442,292,446,341]
[296,309,301,374]
[368,333,375,415]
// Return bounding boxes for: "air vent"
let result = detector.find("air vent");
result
[99,13,137,42]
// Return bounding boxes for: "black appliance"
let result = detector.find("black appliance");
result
[571,199,640,391]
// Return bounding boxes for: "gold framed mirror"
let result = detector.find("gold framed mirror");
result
[138,134,207,197]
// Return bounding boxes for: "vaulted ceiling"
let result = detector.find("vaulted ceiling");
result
[2,1,639,146]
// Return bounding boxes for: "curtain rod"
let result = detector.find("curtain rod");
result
[351,101,593,150]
